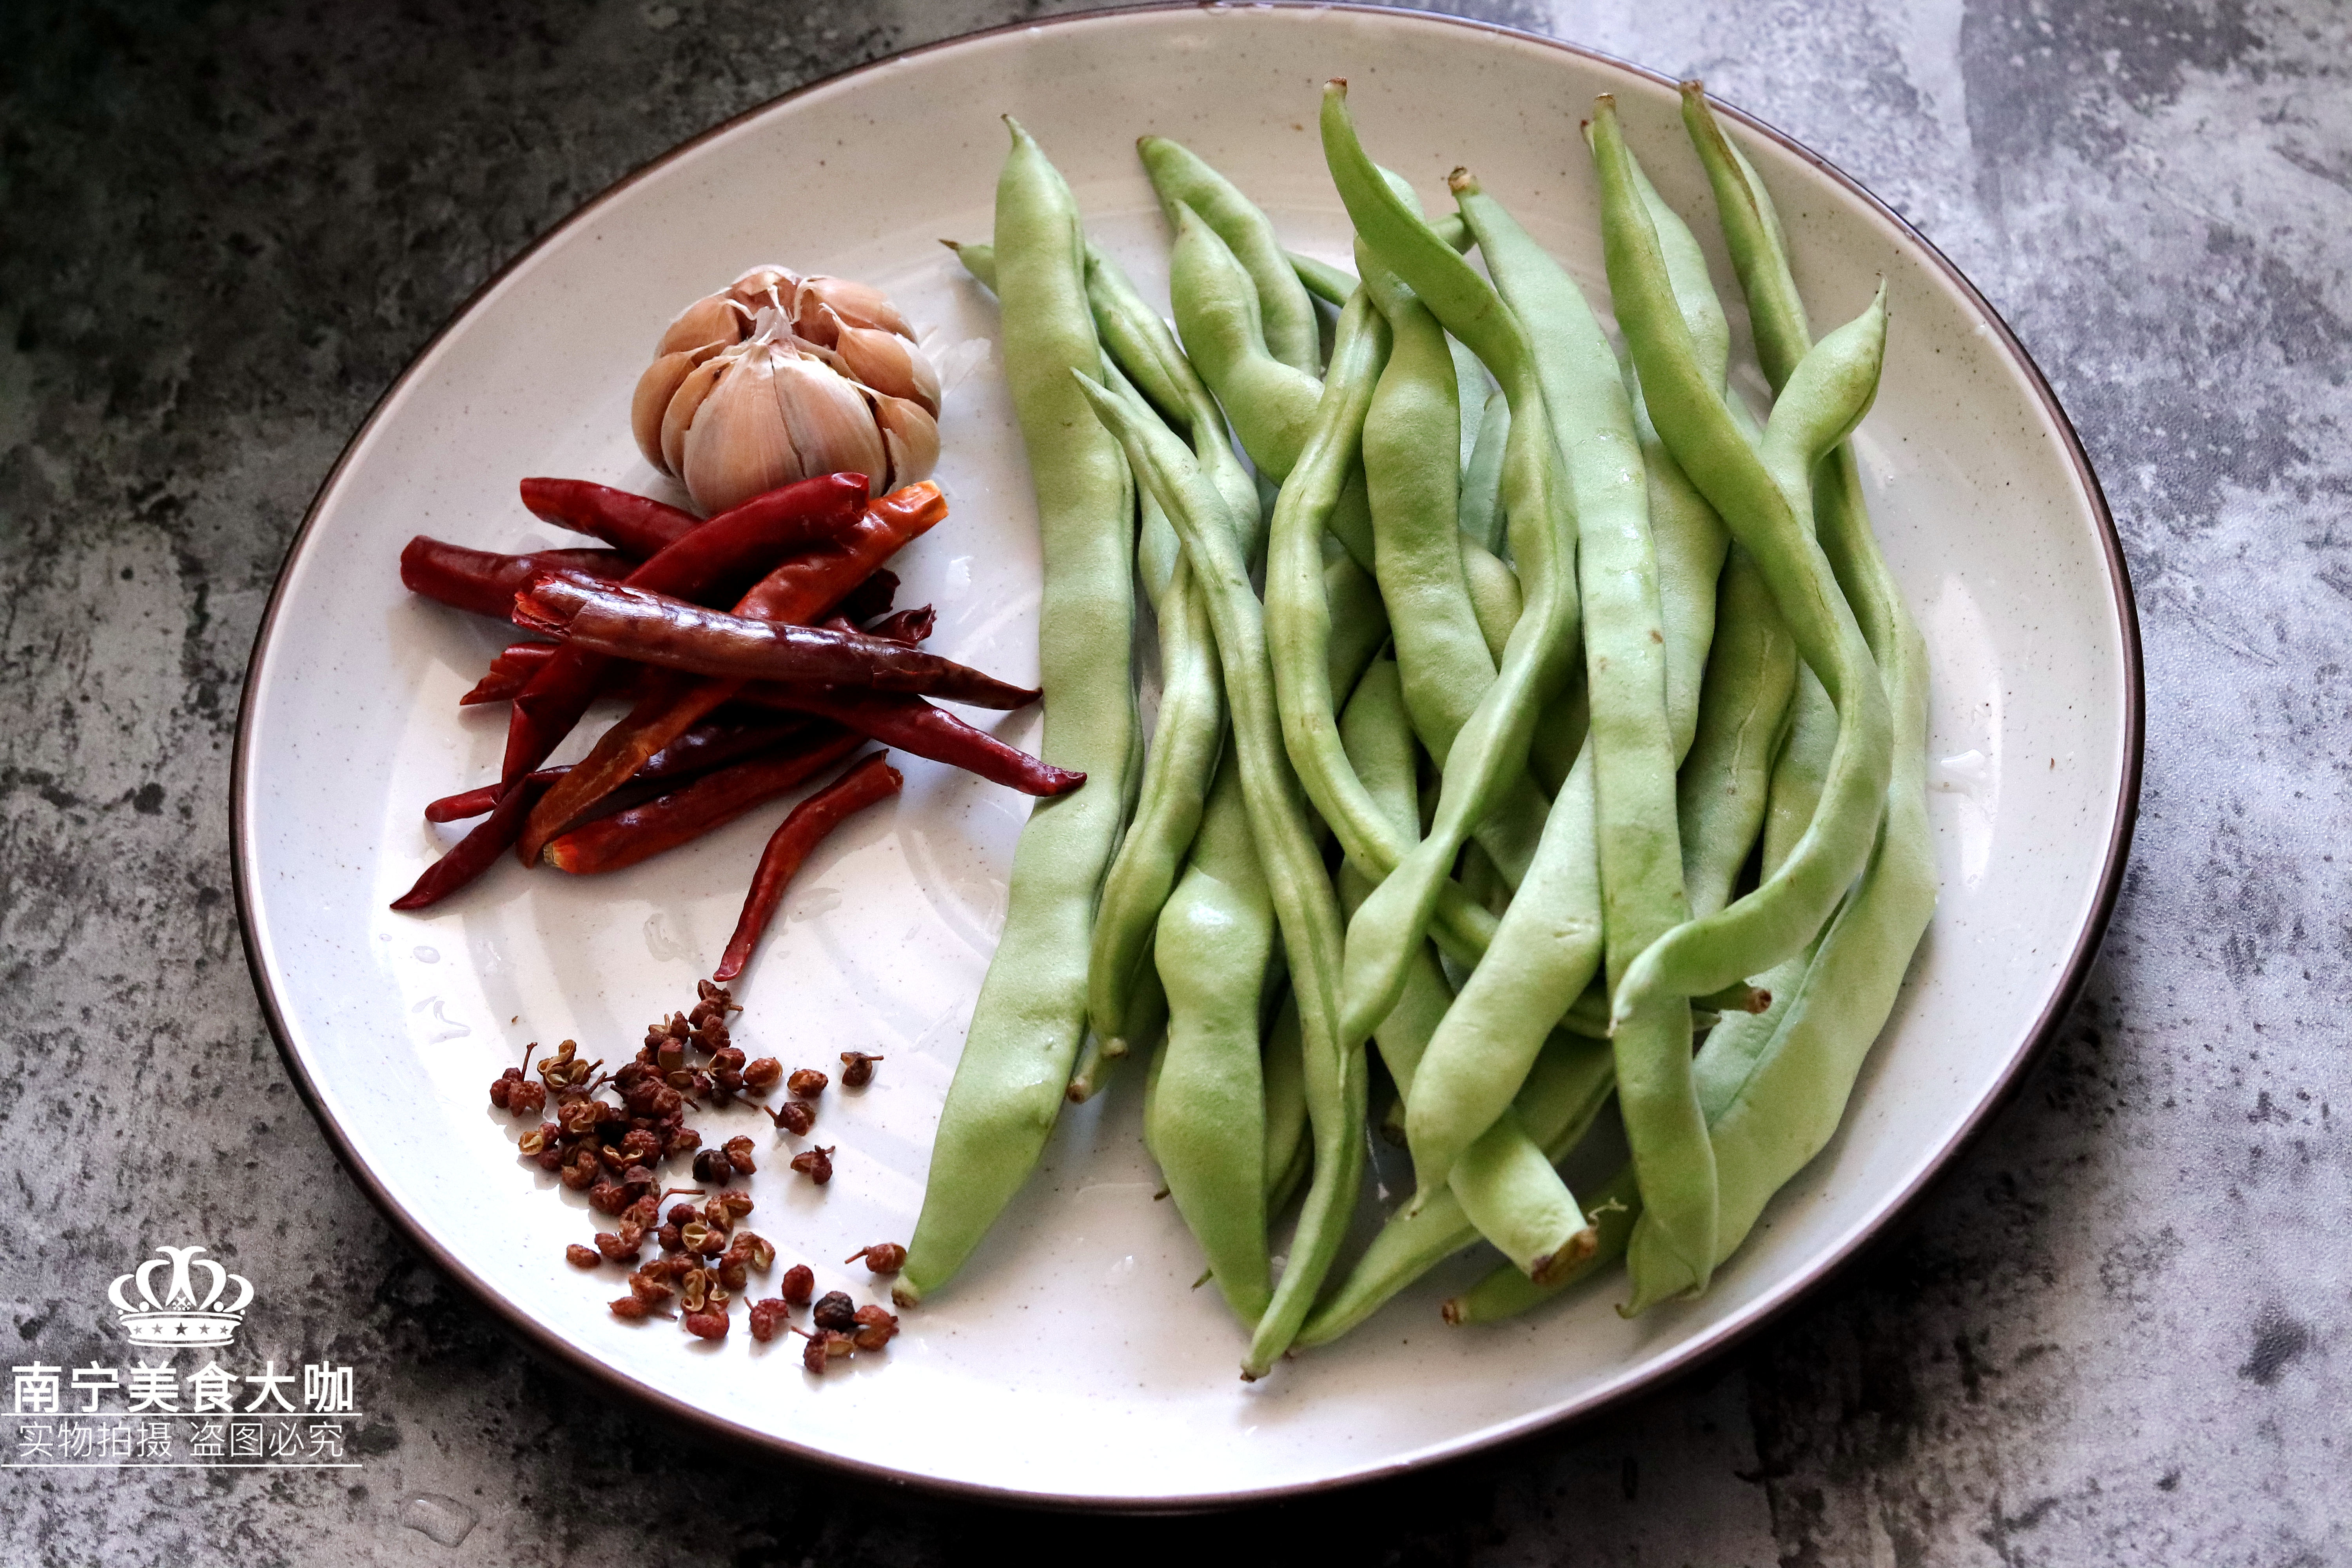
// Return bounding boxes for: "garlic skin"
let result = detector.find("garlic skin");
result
[636,265,940,514]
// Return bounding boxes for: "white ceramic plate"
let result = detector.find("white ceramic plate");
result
[233,4,2139,1508]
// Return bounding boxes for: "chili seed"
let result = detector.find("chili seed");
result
[811,1291,857,1332]
[565,1244,600,1269]
[789,1146,835,1186]
[786,1068,829,1098]
[779,1264,815,1306]
[838,1051,883,1089]
[845,1243,907,1276]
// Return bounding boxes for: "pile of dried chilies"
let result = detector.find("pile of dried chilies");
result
[393,467,1083,981]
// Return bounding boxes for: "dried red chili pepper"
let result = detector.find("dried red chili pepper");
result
[711,753,904,982]
[510,575,1033,708]
[831,567,899,626]
[498,470,871,789]
[513,483,945,858]
[741,683,1083,798]
[517,477,699,559]
[858,605,935,645]
[388,775,534,911]
[540,730,863,875]
[426,718,811,825]
[399,538,630,619]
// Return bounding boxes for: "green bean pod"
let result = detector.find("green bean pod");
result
[1403,176,1700,1283]
[1079,267,1260,1054]
[1261,988,1309,1215]
[1626,83,1937,1312]
[1357,230,1550,886]
[1168,205,1379,572]
[1145,749,1274,1321]
[1068,374,1356,1381]
[1679,549,1800,917]
[1456,389,1511,556]
[1589,97,1892,1031]
[1258,282,1503,967]
[1331,659,1597,1283]
[1321,83,1584,1052]
[1140,134,1324,376]
[1305,1025,1617,1345]
[898,122,1140,1305]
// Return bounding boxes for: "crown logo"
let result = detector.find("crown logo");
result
[108,1245,254,1347]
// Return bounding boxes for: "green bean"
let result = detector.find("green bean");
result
[1258,279,1503,967]
[1166,205,1379,572]
[1761,670,1835,877]
[1071,946,1168,1103]
[1289,251,1357,307]
[1458,535,1520,666]
[1140,135,1324,376]
[1356,216,1550,886]
[1322,84,1584,1051]
[1589,97,1892,1033]
[1678,552,1800,917]
[1441,952,1804,1323]
[1456,389,1511,555]
[1069,374,1356,1380]
[1300,1029,1615,1346]
[899,122,1140,1305]
[1144,748,1274,1321]
[1261,988,1309,1214]
[1449,335,1488,471]
[1333,659,1599,1283]
[1626,83,1937,1314]
[1080,274,1260,1054]
[1399,175,1699,1283]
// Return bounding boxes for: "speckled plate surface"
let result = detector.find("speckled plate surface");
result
[232,4,2139,1509]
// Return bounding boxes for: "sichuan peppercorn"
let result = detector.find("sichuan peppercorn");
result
[838,1051,883,1089]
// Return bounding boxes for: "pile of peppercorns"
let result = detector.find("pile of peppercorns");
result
[488,979,902,1373]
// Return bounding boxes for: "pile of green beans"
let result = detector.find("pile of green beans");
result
[897,85,1935,1373]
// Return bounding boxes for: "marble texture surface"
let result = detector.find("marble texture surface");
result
[0,0,2344,1562]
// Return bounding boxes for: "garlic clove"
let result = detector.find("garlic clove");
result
[633,344,722,471]
[683,347,804,515]
[771,351,888,491]
[870,393,941,491]
[830,310,941,417]
[661,351,735,483]
[656,293,750,357]
[793,276,915,345]
[728,266,799,316]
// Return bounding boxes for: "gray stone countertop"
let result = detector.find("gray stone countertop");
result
[2,0,2345,1562]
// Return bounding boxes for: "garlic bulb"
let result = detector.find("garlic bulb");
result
[632,265,941,514]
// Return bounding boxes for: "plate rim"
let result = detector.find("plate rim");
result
[229,0,2144,1512]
